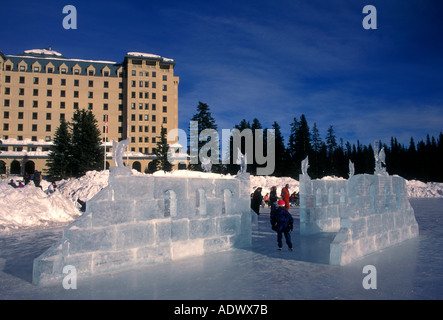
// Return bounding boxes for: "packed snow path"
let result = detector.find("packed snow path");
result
[1,199,443,299]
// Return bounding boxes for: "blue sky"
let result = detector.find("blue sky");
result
[1,0,442,147]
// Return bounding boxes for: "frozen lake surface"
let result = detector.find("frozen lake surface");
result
[1,198,442,300]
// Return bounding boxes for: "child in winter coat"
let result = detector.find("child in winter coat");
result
[270,200,294,251]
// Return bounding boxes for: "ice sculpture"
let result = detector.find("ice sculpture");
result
[201,157,212,172]
[349,160,355,178]
[112,137,130,168]
[32,170,252,285]
[236,148,247,175]
[301,156,309,176]
[299,152,419,265]
[374,141,387,175]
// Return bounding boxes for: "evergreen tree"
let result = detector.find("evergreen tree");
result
[150,126,173,172]
[189,102,218,171]
[70,109,104,177]
[46,118,73,180]
[270,121,286,176]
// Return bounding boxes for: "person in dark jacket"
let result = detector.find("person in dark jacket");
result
[269,186,278,215]
[271,200,294,251]
[251,187,263,215]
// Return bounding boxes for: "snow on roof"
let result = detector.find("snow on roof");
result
[24,49,63,57]
[127,52,174,62]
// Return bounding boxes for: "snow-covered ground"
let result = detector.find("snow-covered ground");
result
[1,170,443,300]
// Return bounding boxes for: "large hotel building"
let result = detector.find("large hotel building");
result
[0,48,185,176]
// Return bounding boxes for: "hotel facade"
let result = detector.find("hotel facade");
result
[0,48,185,176]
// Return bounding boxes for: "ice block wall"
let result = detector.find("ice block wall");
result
[330,174,419,265]
[299,175,348,234]
[33,169,252,285]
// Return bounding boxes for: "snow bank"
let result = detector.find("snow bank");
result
[407,180,443,198]
[0,184,80,232]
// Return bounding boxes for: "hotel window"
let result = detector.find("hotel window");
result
[162,85,167,91]
[139,92,143,99]
[131,114,136,121]
[32,112,38,120]
[145,81,149,87]
[162,117,167,124]
[132,70,136,76]
[145,103,149,110]
[131,92,136,98]
[4,88,10,95]
[88,80,94,87]
[19,88,25,95]
[60,113,65,120]
[46,113,52,120]
[32,124,37,131]
[104,81,109,88]
[45,136,51,142]
[131,103,136,110]
[47,101,52,108]
[47,78,53,85]
[152,72,156,77]
[47,67,53,73]
[139,81,143,87]
[18,124,23,131]
[139,114,143,121]
[144,126,149,132]
[33,77,39,85]
[131,81,136,87]
[5,65,11,71]
[32,101,38,108]
[74,91,79,98]
[61,68,67,74]
[19,76,25,84]
[3,111,9,119]
[162,106,167,113]
[34,66,40,72]
[3,124,9,131]
[47,89,52,97]
[5,76,10,83]
[33,89,39,96]
[131,125,135,133]
[88,92,93,98]
[152,115,156,122]
[152,93,156,99]
[60,90,66,98]
[152,82,156,88]
[152,104,156,111]
[139,126,143,132]
[162,75,167,81]
[73,102,79,109]
[152,126,156,133]
[18,112,24,119]
[152,137,156,143]
[61,79,66,86]
[88,70,94,76]
[144,92,149,99]
[4,99,10,107]
[139,103,143,110]
[104,71,109,77]
[60,102,65,109]
[18,100,24,107]
[20,66,26,71]
[144,115,149,121]
[46,125,51,132]
[88,103,93,110]
[103,103,108,110]
[74,69,80,75]
[74,79,79,86]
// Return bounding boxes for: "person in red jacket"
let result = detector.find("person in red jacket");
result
[281,184,290,210]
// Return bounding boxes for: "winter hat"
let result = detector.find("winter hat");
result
[278,200,285,206]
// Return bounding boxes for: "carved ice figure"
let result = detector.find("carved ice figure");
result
[201,157,212,172]
[236,148,247,174]
[301,156,309,176]
[112,137,130,167]
[349,160,355,178]
[374,141,387,175]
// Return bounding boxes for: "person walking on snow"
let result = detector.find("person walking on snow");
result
[271,200,294,251]
[281,184,290,210]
